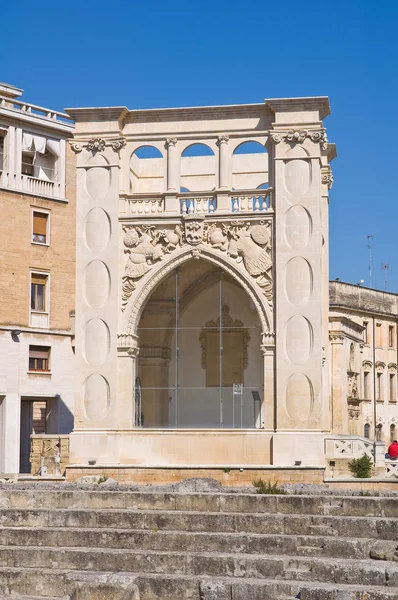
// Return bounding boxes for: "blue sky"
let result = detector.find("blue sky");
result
[3,0,397,291]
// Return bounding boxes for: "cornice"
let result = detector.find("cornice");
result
[265,97,330,120]
[64,106,129,124]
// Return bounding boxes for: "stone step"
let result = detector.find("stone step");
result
[0,490,395,518]
[0,568,397,600]
[0,527,374,559]
[1,546,397,587]
[0,508,397,540]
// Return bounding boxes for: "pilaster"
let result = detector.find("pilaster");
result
[271,116,330,433]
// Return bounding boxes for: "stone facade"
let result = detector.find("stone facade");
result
[329,281,398,445]
[0,83,75,474]
[66,96,335,468]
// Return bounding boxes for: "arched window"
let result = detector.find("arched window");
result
[376,423,383,441]
[130,145,164,193]
[364,423,370,438]
[390,423,396,444]
[180,143,216,192]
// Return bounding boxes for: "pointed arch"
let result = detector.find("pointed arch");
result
[123,245,272,336]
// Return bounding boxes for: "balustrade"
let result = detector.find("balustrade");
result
[123,188,272,217]
[231,192,271,213]
[180,196,216,214]
[128,198,164,215]
[21,174,55,197]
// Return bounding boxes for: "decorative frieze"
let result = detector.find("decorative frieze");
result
[70,137,127,154]
[121,217,273,311]
[270,128,328,150]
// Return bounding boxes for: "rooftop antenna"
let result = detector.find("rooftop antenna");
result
[381,263,389,291]
[365,235,374,287]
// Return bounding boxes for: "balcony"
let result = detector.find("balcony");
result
[121,188,273,218]
[21,174,57,198]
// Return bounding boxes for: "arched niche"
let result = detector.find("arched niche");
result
[232,141,268,190]
[134,257,264,429]
[180,143,216,192]
[130,145,164,193]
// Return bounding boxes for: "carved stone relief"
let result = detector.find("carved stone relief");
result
[122,217,273,311]
[70,137,127,153]
[270,128,328,150]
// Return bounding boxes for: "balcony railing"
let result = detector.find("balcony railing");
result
[121,188,273,218]
[21,174,56,198]
[0,96,73,125]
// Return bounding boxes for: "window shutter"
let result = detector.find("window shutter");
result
[31,273,47,285]
[33,213,47,236]
[29,346,50,359]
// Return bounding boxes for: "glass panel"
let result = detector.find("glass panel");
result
[135,258,263,429]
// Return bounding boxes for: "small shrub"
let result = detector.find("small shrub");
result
[253,478,287,495]
[97,474,109,484]
[348,454,373,479]
[223,468,231,474]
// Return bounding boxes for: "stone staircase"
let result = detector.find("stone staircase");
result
[0,485,396,599]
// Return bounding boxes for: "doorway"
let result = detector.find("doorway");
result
[19,399,47,473]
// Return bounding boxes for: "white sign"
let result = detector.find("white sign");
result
[233,384,243,395]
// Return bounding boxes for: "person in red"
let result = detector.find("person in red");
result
[387,440,398,459]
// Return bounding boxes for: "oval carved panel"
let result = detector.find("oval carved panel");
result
[84,260,110,309]
[84,207,111,254]
[82,373,110,421]
[285,315,313,365]
[85,154,110,200]
[83,318,110,367]
[285,372,314,423]
[285,257,313,306]
[284,205,312,250]
[284,159,311,196]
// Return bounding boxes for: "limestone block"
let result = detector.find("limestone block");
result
[199,580,230,600]
[71,582,140,600]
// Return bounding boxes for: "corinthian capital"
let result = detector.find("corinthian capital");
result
[165,138,177,148]
[217,135,229,145]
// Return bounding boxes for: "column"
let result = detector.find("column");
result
[165,138,179,191]
[15,127,22,189]
[261,332,275,430]
[117,334,139,429]
[217,135,230,189]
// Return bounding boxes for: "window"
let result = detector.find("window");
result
[363,371,370,399]
[32,211,49,244]
[376,323,382,347]
[390,424,396,444]
[377,372,383,400]
[363,321,369,344]
[28,346,50,372]
[31,273,48,311]
[21,153,34,176]
[390,374,396,403]
[389,326,395,348]
[364,423,370,438]
[376,423,383,441]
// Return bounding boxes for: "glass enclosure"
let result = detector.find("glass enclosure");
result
[135,259,263,428]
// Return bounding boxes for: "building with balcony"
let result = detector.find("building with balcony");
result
[66,96,336,472]
[0,83,75,474]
